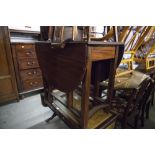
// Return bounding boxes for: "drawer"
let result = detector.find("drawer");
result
[16,44,35,50]
[16,44,36,58]
[17,49,36,59]
[91,46,115,61]
[22,78,43,91]
[18,58,39,70]
[20,68,42,80]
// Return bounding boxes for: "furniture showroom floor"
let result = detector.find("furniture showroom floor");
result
[0,94,155,129]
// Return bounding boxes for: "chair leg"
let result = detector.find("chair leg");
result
[140,114,144,127]
[121,117,127,129]
[141,105,146,127]
[121,122,126,129]
[46,113,57,123]
[146,102,150,119]
[134,115,138,129]
[151,93,154,106]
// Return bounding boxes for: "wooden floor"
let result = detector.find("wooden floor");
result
[0,94,155,129]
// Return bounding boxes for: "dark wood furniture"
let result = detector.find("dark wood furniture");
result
[100,69,153,128]
[36,26,124,129]
[145,79,155,120]
[136,68,155,106]
[111,77,151,128]
[35,27,124,128]
[0,26,18,104]
[11,43,43,98]
[109,70,148,90]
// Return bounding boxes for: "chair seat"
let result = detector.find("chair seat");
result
[111,97,136,120]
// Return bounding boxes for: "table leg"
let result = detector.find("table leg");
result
[81,59,92,128]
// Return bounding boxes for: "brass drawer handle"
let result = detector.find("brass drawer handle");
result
[27,71,37,75]
[27,72,32,75]
[26,52,31,55]
[27,62,35,65]
[30,82,33,86]
[21,45,24,49]
[33,71,37,74]
[29,81,38,86]
[27,62,31,65]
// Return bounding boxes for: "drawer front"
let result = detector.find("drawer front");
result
[22,78,43,91]
[16,44,36,58]
[18,58,39,70]
[17,49,36,59]
[16,44,35,50]
[20,68,42,80]
[91,47,115,61]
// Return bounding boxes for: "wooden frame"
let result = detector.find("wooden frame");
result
[0,26,19,104]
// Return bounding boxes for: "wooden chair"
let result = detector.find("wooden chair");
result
[111,77,150,128]
[133,78,152,128]
[145,78,155,120]
[151,74,155,106]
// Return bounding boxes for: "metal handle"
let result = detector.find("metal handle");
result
[26,51,31,55]
[33,71,37,74]
[27,72,32,75]
[27,61,35,65]
[27,62,31,65]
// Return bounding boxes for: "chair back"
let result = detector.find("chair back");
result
[126,77,150,112]
[134,77,151,110]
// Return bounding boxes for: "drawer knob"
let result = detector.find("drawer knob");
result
[28,72,32,75]
[21,46,24,48]
[30,82,33,86]
[27,62,31,65]
[34,81,38,84]
[33,71,37,74]
[27,62,35,65]
[26,52,31,55]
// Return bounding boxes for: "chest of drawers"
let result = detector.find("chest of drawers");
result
[11,43,43,97]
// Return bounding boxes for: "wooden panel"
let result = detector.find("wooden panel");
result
[22,78,43,91]
[0,78,14,96]
[90,46,115,61]
[20,68,42,80]
[0,27,18,104]
[35,42,87,92]
[18,58,39,70]
[0,30,10,76]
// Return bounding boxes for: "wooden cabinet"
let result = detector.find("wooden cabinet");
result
[0,27,18,104]
[11,43,43,96]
